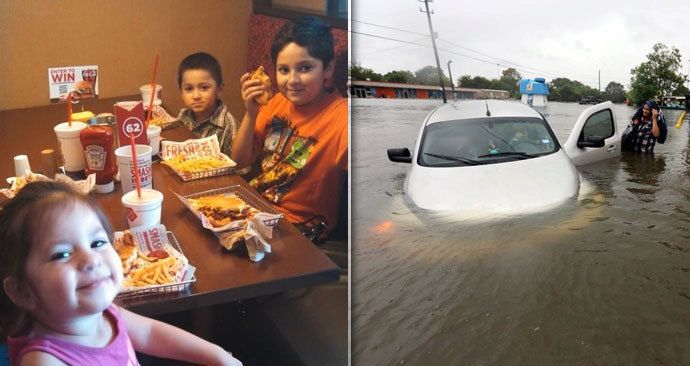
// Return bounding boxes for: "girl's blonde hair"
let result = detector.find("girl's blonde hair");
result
[0,181,113,337]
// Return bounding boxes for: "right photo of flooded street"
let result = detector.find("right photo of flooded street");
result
[349,1,690,365]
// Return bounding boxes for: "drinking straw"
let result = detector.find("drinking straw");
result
[145,54,160,128]
[67,92,73,127]
[129,133,142,198]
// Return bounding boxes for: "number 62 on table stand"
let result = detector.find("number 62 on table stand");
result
[115,101,149,146]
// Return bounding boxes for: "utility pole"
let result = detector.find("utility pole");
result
[447,60,456,101]
[598,70,601,93]
[420,0,447,103]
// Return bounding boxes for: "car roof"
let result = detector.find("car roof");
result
[425,99,543,126]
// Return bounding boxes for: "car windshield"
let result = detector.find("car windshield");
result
[418,117,558,167]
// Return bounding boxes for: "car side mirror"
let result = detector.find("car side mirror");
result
[577,135,605,148]
[387,148,412,163]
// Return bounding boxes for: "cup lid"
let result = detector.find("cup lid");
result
[140,84,162,91]
[121,188,163,206]
[54,121,88,137]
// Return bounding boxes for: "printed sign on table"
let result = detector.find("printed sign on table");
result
[48,65,99,103]
[115,101,148,146]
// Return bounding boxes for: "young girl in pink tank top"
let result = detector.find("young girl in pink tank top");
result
[0,181,241,366]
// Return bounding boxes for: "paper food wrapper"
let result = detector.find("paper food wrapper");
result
[218,216,274,262]
[1,172,96,199]
[160,135,235,164]
[146,105,177,129]
[115,224,196,294]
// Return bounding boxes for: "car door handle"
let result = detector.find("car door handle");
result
[606,145,617,152]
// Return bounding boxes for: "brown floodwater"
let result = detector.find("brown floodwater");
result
[351,99,690,365]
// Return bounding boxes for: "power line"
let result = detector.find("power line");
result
[351,30,598,81]
[355,36,429,57]
[435,38,568,78]
[353,18,552,75]
[353,18,512,65]
[351,19,430,37]
[351,18,600,82]
[351,30,428,47]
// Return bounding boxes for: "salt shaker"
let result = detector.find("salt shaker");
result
[13,155,32,178]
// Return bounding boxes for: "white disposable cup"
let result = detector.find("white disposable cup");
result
[140,84,162,106]
[115,144,153,194]
[121,189,163,228]
[13,155,32,177]
[147,125,162,156]
[54,122,87,172]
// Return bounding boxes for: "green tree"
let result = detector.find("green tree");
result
[548,78,600,102]
[629,43,687,103]
[383,70,414,83]
[457,75,472,87]
[348,62,383,81]
[603,81,626,103]
[458,75,492,89]
[413,65,450,86]
[673,84,690,96]
[350,62,638,103]
[501,67,522,82]
[549,78,578,102]
[495,68,522,98]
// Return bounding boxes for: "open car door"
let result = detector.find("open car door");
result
[562,101,621,166]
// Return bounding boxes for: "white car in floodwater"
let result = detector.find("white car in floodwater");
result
[387,100,621,214]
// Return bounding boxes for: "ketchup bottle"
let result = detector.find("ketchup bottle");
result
[80,122,117,193]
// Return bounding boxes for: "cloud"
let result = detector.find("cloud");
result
[352,0,690,90]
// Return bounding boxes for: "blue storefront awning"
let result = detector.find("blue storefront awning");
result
[519,78,549,95]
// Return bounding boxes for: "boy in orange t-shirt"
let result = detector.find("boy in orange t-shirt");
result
[232,17,347,240]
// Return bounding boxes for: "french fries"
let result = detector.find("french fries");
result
[146,105,175,128]
[147,116,167,127]
[124,256,182,288]
[3,172,49,198]
[162,154,230,174]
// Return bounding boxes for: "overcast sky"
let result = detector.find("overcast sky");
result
[351,0,690,90]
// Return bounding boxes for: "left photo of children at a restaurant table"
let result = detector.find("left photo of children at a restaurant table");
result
[0,1,349,365]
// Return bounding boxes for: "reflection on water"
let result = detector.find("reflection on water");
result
[352,99,690,365]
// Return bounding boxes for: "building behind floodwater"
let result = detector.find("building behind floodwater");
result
[518,78,549,107]
[349,80,510,100]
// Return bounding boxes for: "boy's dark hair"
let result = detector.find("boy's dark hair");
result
[271,16,334,67]
[177,52,223,88]
[0,181,113,337]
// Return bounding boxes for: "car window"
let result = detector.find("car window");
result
[581,109,614,140]
[418,117,558,167]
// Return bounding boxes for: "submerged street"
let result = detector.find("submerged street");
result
[351,98,690,365]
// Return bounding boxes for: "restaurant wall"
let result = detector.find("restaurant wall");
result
[0,0,252,117]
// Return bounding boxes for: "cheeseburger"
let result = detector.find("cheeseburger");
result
[189,194,259,228]
[73,80,94,98]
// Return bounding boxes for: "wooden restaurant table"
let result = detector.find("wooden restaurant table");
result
[0,96,341,316]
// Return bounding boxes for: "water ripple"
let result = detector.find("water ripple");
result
[352,100,690,365]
